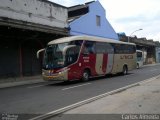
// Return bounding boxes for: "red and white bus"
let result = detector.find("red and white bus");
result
[37,36,136,81]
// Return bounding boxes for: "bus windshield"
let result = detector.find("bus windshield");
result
[43,40,83,69]
[43,42,69,69]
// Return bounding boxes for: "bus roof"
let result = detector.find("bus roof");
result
[48,36,136,46]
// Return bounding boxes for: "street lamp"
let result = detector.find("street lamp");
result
[128,29,143,42]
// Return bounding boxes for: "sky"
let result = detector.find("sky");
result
[50,0,160,41]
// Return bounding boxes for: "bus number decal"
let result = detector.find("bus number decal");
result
[83,57,89,62]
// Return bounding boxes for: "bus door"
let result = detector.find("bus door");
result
[82,41,97,75]
[65,42,82,79]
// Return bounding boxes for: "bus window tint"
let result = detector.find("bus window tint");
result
[65,40,83,65]
[70,40,83,46]
[113,44,136,54]
[83,41,95,54]
[95,42,114,54]
[44,43,68,69]
[95,42,106,53]
[105,43,114,54]
[66,47,77,65]
[83,41,114,54]
[128,45,136,54]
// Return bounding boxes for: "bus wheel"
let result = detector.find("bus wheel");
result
[82,70,90,81]
[122,65,128,75]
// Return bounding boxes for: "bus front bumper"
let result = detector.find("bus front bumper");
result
[42,69,68,81]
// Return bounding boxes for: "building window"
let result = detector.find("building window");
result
[96,15,101,26]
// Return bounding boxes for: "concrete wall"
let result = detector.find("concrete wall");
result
[69,1,119,40]
[0,38,42,77]
[0,0,68,28]
[0,0,68,78]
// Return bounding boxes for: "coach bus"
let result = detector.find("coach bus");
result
[37,36,136,81]
[136,50,144,69]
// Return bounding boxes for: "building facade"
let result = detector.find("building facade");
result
[0,0,68,78]
[155,42,160,63]
[68,1,119,40]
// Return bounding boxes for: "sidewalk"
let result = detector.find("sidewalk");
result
[64,75,160,115]
[0,75,44,88]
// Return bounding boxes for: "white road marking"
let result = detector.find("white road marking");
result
[27,85,45,89]
[62,83,91,90]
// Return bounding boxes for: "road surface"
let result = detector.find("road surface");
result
[0,64,160,119]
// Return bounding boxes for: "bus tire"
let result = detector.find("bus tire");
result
[122,65,128,75]
[82,69,90,81]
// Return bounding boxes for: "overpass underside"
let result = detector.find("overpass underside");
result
[0,19,68,78]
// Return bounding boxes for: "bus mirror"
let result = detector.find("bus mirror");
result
[37,48,45,59]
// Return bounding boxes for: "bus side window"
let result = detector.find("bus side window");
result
[95,42,108,54]
[66,47,78,65]
[83,41,95,54]
[111,43,136,54]
[105,43,114,54]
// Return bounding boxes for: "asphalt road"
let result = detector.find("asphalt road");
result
[0,64,160,119]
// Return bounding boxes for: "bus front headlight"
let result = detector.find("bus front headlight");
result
[59,72,62,74]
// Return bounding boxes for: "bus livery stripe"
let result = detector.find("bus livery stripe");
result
[102,54,108,74]
[95,54,103,75]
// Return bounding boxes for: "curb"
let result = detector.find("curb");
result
[143,63,160,67]
[0,79,45,89]
[29,74,160,120]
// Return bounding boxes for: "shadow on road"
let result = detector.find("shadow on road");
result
[45,73,134,87]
